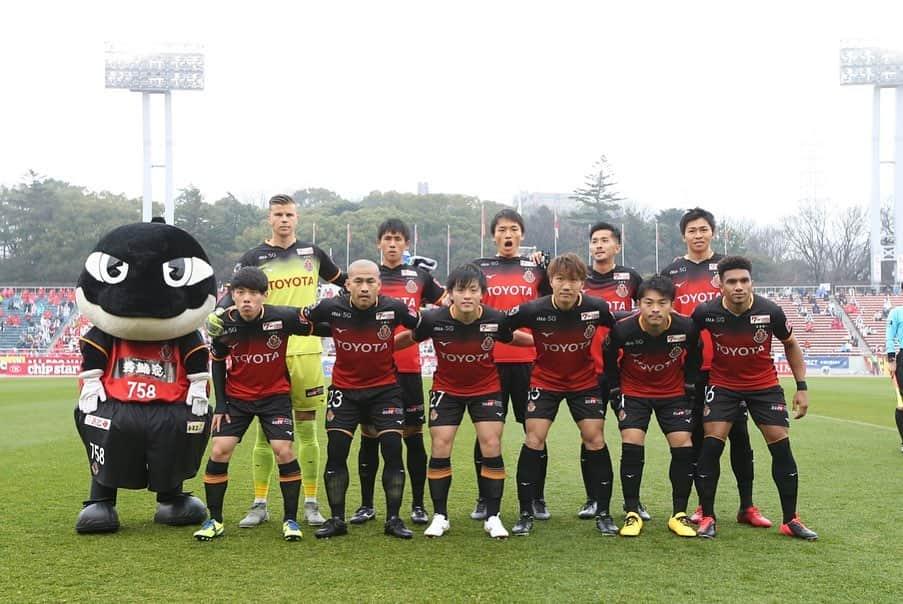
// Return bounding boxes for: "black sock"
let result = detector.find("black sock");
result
[579,443,592,500]
[768,438,798,524]
[480,455,505,517]
[620,443,644,513]
[379,432,405,518]
[581,446,609,515]
[203,460,229,522]
[595,446,614,515]
[696,437,725,519]
[427,457,451,516]
[404,433,427,508]
[88,478,117,504]
[896,408,903,444]
[728,420,755,510]
[669,446,694,515]
[473,438,483,497]
[358,435,379,508]
[516,445,542,514]
[324,431,352,520]
[536,444,548,500]
[278,460,302,522]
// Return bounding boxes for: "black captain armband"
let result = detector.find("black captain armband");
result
[795,381,808,391]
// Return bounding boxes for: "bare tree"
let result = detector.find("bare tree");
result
[828,205,869,283]
[783,201,832,282]
[783,201,869,283]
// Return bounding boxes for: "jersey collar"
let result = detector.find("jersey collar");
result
[638,313,671,335]
[450,304,483,323]
[551,293,582,310]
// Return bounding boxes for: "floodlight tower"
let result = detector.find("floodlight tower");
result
[104,43,205,224]
[840,44,903,286]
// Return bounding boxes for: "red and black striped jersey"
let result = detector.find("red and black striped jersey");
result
[603,312,701,398]
[505,295,614,392]
[691,295,792,391]
[80,328,208,404]
[412,305,512,397]
[380,264,445,373]
[662,253,724,371]
[473,256,551,363]
[210,305,309,401]
[303,294,420,390]
[583,265,642,375]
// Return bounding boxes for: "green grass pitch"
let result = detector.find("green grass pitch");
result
[2,376,902,603]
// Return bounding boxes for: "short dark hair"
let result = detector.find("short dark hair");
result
[547,253,588,282]
[679,207,716,234]
[230,266,269,294]
[377,218,410,242]
[446,263,487,293]
[268,194,295,208]
[589,221,621,244]
[490,209,525,235]
[717,255,753,279]
[637,275,676,301]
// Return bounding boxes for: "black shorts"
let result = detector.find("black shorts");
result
[215,395,294,442]
[702,385,788,427]
[396,372,425,427]
[498,362,532,423]
[596,374,611,414]
[525,387,607,422]
[615,395,695,434]
[427,390,506,427]
[325,384,405,434]
[74,400,210,493]
[694,370,747,421]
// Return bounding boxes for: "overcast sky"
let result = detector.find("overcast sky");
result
[2,1,901,224]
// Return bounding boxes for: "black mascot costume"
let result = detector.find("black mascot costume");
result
[73,218,217,533]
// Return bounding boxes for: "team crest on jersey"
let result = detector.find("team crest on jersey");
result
[523,269,536,284]
[750,315,771,324]
[703,405,711,416]
[618,408,627,421]
[405,279,419,294]
[753,327,768,344]
[481,336,495,351]
[377,324,393,340]
[159,343,174,361]
[430,409,439,421]
[527,401,536,413]
[266,334,282,349]
[303,258,314,272]
[584,324,596,339]
[669,345,683,359]
[710,274,721,288]
[616,282,629,298]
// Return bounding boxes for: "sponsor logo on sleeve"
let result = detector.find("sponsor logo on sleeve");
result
[84,415,111,430]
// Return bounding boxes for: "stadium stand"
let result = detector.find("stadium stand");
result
[0,287,77,351]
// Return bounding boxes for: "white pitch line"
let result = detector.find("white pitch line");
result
[806,413,895,432]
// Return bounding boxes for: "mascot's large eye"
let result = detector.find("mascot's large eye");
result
[84,252,129,284]
[163,257,214,287]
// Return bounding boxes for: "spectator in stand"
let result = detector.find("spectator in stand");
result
[875,310,884,323]
[851,334,859,348]
[855,315,865,331]
[839,342,851,353]
[812,301,820,315]
[804,315,814,332]
[830,317,842,330]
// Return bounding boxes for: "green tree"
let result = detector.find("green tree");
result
[569,155,624,222]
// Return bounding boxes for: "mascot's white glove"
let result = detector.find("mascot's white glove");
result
[205,307,226,338]
[410,255,438,272]
[78,369,107,414]
[187,372,210,416]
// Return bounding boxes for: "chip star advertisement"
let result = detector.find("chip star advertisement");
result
[0,353,81,377]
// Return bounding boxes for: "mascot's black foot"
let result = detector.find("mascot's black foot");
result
[154,494,208,526]
[75,501,120,534]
